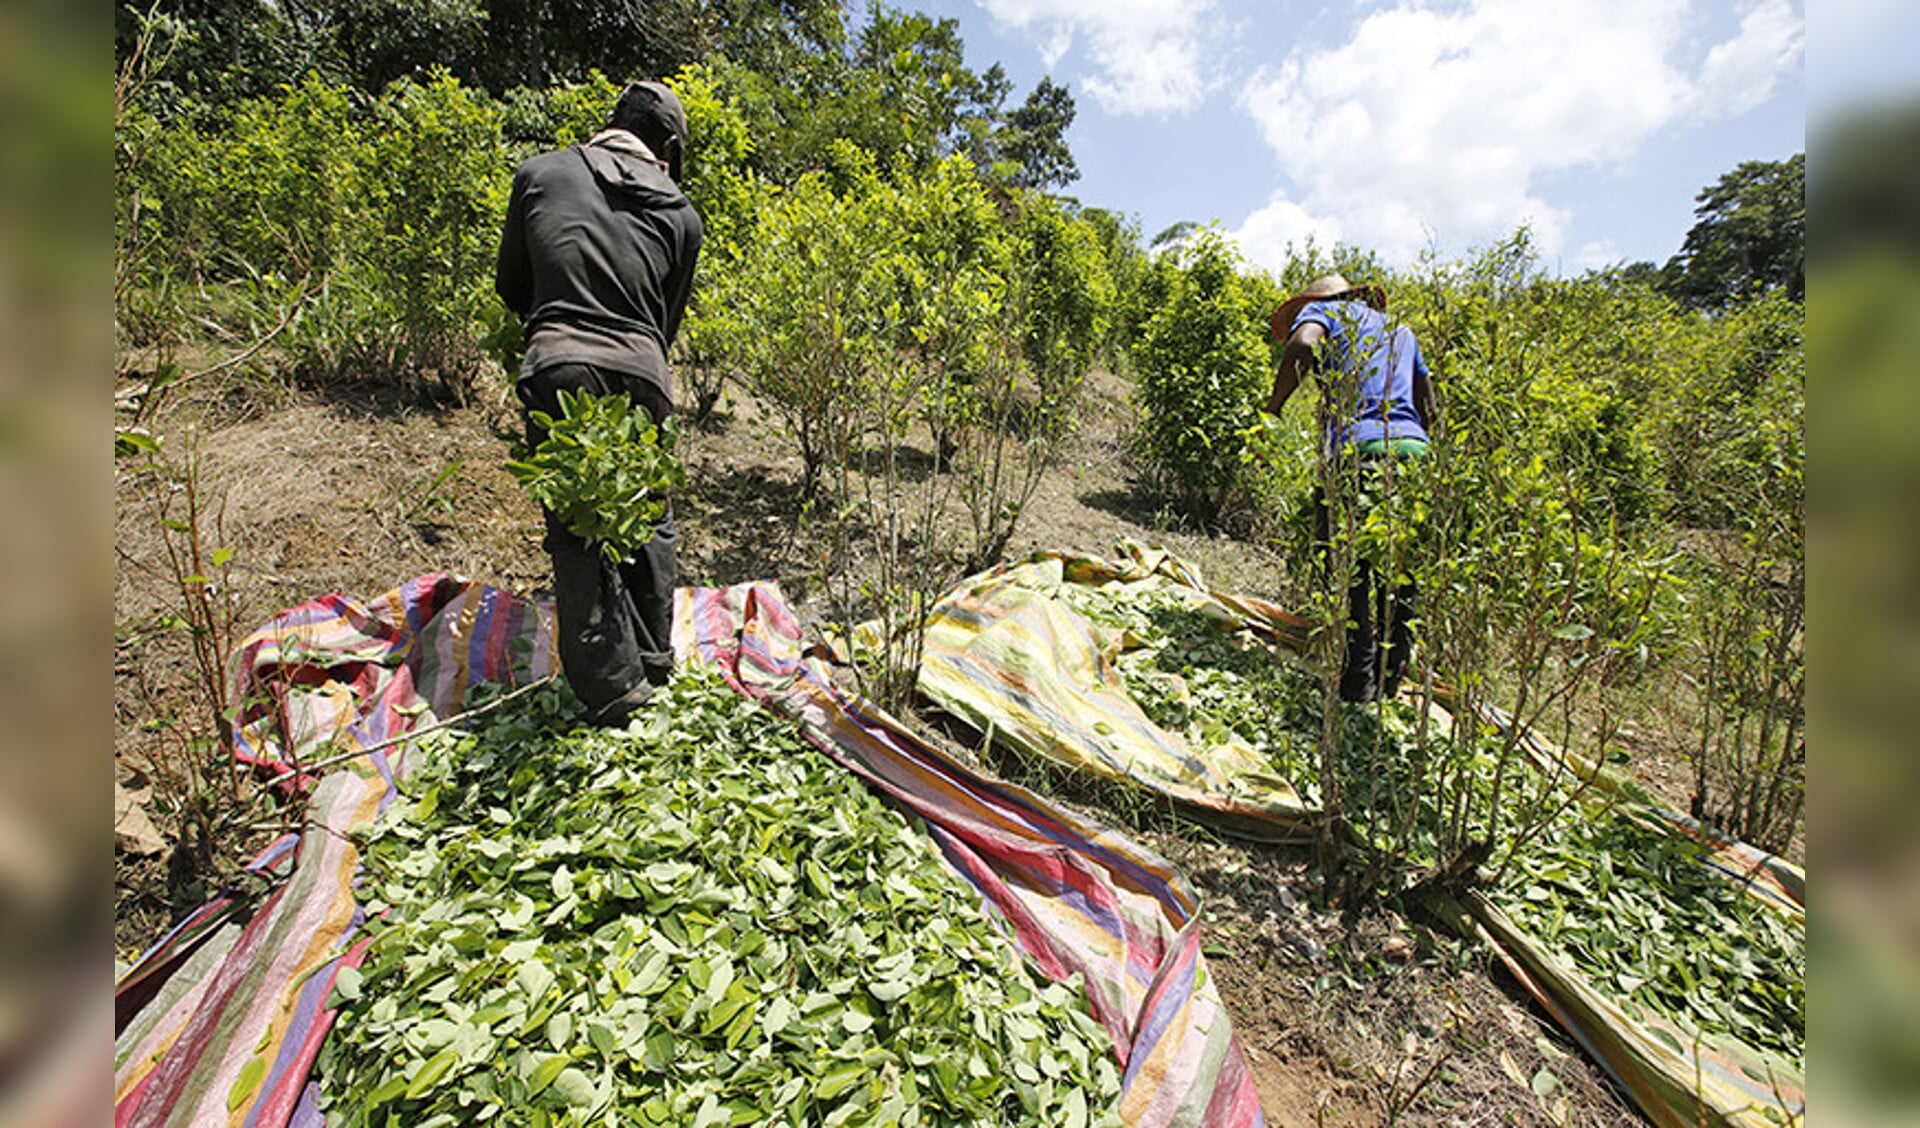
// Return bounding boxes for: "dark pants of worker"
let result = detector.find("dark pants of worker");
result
[517,362,677,724]
[1315,453,1418,703]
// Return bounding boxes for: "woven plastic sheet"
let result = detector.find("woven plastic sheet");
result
[914,543,1316,841]
[115,575,556,1127]
[114,574,1264,1128]
[914,541,1805,1127]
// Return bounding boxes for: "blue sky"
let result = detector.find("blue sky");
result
[913,1,1818,278]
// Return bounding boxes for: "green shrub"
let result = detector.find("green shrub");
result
[355,69,509,384]
[172,77,366,282]
[498,72,622,152]
[955,192,1113,564]
[671,63,763,421]
[701,168,868,492]
[117,71,510,391]
[1130,230,1273,522]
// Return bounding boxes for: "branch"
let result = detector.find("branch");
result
[263,675,557,788]
[116,284,307,408]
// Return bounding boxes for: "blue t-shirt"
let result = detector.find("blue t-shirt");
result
[1293,299,1431,453]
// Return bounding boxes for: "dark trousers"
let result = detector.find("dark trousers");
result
[1315,453,1418,703]
[517,362,678,719]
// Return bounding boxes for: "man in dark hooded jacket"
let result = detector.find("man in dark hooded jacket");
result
[496,81,704,724]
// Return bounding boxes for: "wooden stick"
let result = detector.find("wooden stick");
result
[116,288,306,407]
[264,675,557,788]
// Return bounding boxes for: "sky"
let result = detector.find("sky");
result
[909,0,1828,279]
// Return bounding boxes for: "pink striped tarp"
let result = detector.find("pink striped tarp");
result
[676,581,1266,1128]
[115,574,556,1128]
[114,574,1264,1127]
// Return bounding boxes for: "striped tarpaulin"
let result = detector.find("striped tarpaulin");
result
[912,545,1316,842]
[1431,891,1807,1128]
[676,581,1267,1128]
[116,573,1264,1127]
[915,542,1804,1128]
[115,575,557,1127]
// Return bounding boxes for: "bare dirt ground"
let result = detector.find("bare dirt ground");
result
[115,362,1652,1126]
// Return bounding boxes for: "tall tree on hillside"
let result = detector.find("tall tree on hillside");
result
[1614,260,1661,288]
[331,0,487,93]
[844,7,981,164]
[115,0,342,107]
[712,7,983,182]
[997,76,1078,190]
[1151,220,1201,249]
[719,6,1069,189]
[475,0,845,93]
[118,0,848,106]
[1659,154,1805,309]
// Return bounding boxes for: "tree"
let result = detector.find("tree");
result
[1150,220,1201,250]
[1075,206,1149,365]
[713,7,1003,184]
[115,0,343,108]
[1659,154,1804,310]
[1613,260,1661,289]
[331,0,487,93]
[118,0,850,107]
[1131,230,1273,520]
[472,0,762,93]
[997,76,1078,190]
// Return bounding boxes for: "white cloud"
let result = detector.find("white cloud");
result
[1229,0,1803,270]
[1692,0,1805,119]
[979,0,1218,113]
[1571,240,1626,272]
[1230,196,1343,273]
[1038,28,1074,69]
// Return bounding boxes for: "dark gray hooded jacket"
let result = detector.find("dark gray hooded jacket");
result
[495,138,704,401]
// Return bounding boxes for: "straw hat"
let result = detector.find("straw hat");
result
[1270,274,1387,341]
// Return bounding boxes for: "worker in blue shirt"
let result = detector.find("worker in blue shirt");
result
[1265,274,1439,702]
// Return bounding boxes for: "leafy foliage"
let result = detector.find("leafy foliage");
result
[329,0,490,94]
[1073,207,1150,367]
[1053,575,1802,1067]
[116,68,509,389]
[1659,154,1804,310]
[1497,805,1803,1063]
[700,165,865,493]
[957,192,1114,563]
[1660,295,1803,851]
[994,76,1079,191]
[357,68,509,378]
[115,2,1090,399]
[1130,230,1274,521]
[804,151,1002,705]
[670,63,764,422]
[700,144,1115,705]
[701,11,1074,194]
[1055,583,1319,794]
[131,73,366,283]
[116,0,847,106]
[115,0,345,110]
[112,20,1810,1081]
[497,70,623,150]
[318,669,1122,1126]
[507,389,686,563]
[112,423,263,882]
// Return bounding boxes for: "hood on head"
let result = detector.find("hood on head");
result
[579,144,688,209]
